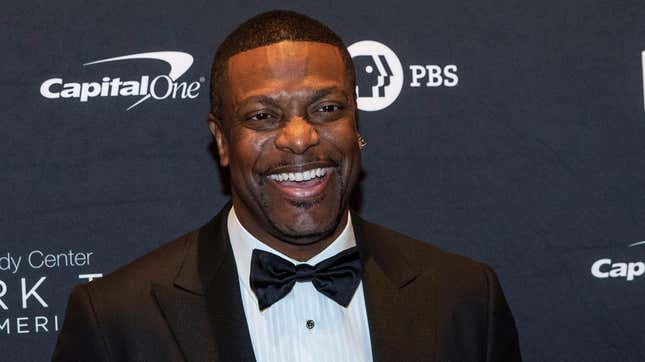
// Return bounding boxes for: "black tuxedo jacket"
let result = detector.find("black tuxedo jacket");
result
[52,206,521,362]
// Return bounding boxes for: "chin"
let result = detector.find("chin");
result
[267,205,342,245]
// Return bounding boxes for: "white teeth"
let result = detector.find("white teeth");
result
[268,167,329,183]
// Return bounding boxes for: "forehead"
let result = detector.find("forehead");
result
[226,41,349,100]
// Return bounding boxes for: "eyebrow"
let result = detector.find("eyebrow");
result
[237,86,349,112]
[246,96,281,108]
[309,86,345,104]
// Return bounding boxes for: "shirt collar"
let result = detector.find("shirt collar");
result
[227,206,356,289]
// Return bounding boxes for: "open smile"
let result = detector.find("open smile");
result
[265,163,336,199]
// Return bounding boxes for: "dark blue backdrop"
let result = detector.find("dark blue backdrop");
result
[2,1,645,361]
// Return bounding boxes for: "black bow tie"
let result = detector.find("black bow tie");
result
[249,247,362,310]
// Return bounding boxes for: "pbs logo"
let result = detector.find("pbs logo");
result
[348,40,459,112]
[348,40,404,112]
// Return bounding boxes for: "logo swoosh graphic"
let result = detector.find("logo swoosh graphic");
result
[628,240,645,247]
[83,51,194,110]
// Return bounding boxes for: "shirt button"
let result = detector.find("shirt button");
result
[306,319,315,329]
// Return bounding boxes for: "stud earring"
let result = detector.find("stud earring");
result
[358,135,367,150]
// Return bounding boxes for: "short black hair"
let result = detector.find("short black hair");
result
[210,10,356,119]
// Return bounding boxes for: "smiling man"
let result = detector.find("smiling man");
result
[52,10,521,362]
[210,39,361,260]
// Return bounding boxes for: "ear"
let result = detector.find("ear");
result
[354,112,362,148]
[208,113,230,167]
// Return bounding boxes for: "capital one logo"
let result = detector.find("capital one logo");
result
[40,51,202,110]
[348,41,404,112]
[591,240,645,281]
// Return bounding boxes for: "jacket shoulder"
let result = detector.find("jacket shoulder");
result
[358,217,493,297]
[54,229,201,361]
[78,228,198,315]
[360,218,486,272]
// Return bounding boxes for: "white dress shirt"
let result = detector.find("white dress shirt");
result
[227,208,373,362]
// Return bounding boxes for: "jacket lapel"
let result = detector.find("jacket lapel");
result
[353,213,438,362]
[153,205,256,362]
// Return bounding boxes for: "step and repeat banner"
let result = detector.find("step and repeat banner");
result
[3,0,645,361]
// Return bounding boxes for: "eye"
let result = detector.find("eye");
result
[248,112,273,121]
[317,104,343,113]
[242,110,282,131]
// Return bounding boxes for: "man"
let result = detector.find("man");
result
[52,10,521,362]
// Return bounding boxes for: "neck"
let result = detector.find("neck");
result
[232,203,349,262]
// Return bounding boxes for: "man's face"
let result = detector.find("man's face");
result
[210,41,361,244]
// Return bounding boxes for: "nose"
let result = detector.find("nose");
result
[274,116,320,154]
